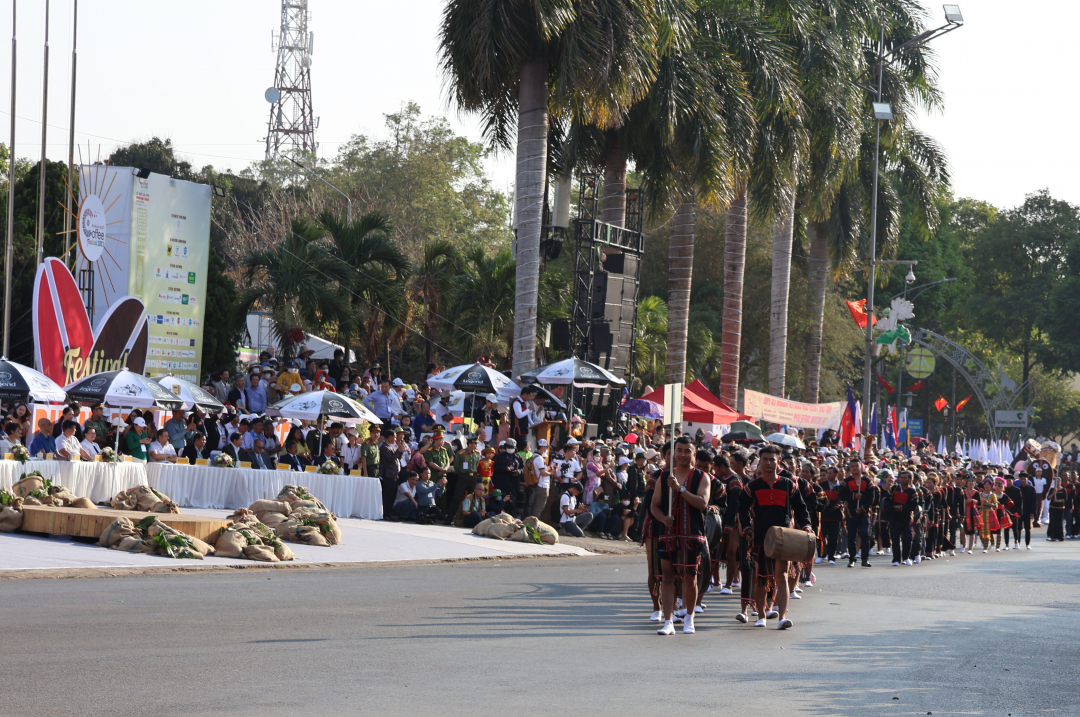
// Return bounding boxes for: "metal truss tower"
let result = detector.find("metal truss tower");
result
[265,0,317,159]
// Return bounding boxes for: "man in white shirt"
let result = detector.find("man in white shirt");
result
[148,428,179,463]
[553,440,583,485]
[1032,470,1048,526]
[431,391,454,431]
[528,438,555,518]
[56,420,88,461]
[559,482,593,537]
[364,379,403,422]
[80,427,102,459]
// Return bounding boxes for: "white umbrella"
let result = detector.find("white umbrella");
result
[268,390,381,425]
[65,368,183,410]
[0,358,67,403]
[154,374,224,412]
[765,433,805,449]
[518,357,625,388]
[426,363,513,393]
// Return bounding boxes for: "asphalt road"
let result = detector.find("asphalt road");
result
[2,535,1077,717]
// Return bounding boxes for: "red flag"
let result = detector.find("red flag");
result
[909,380,924,391]
[846,299,877,329]
[956,394,973,411]
[839,404,855,448]
[934,395,949,412]
[875,373,895,394]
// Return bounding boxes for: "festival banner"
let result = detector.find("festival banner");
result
[742,389,845,430]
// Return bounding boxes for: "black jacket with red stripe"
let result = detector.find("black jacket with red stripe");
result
[838,475,879,517]
[738,476,812,545]
[884,486,918,524]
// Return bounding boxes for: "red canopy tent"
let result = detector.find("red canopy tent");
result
[639,379,751,425]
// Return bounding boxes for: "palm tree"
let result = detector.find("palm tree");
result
[439,0,661,377]
[800,6,949,403]
[237,218,353,359]
[452,246,518,362]
[317,211,411,366]
[411,240,462,364]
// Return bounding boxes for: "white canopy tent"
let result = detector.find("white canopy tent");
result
[244,313,355,363]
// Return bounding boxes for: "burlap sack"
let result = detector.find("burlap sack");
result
[12,475,44,498]
[291,508,341,545]
[249,499,291,515]
[242,544,279,562]
[486,520,522,540]
[36,494,61,506]
[49,486,78,505]
[133,486,165,512]
[69,496,95,510]
[187,536,214,556]
[524,516,559,544]
[274,542,295,561]
[289,499,323,511]
[116,536,156,553]
[277,523,330,546]
[214,530,247,558]
[472,517,495,535]
[226,508,261,528]
[258,512,288,529]
[0,506,22,532]
[150,500,181,514]
[111,491,137,510]
[99,517,139,548]
[21,496,41,506]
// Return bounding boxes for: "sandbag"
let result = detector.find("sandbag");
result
[226,508,261,528]
[289,499,323,511]
[150,500,181,514]
[472,517,495,536]
[486,520,522,540]
[69,496,96,510]
[49,486,78,505]
[99,517,140,548]
[242,544,279,562]
[188,536,215,557]
[21,496,41,506]
[524,516,559,545]
[274,542,295,561]
[258,512,288,529]
[291,508,341,545]
[250,499,291,515]
[214,529,247,558]
[277,523,330,546]
[0,506,22,532]
[764,526,816,562]
[110,491,137,510]
[12,475,44,498]
[116,536,156,553]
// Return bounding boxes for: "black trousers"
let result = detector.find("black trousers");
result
[846,515,871,561]
[889,522,913,562]
[822,521,841,560]
[381,477,398,518]
[1018,514,1033,545]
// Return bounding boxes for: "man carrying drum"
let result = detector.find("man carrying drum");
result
[738,444,814,630]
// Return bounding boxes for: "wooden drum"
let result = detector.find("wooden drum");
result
[764,526,816,562]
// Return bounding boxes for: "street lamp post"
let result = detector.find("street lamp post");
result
[861,5,964,438]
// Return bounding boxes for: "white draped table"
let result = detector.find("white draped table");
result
[0,459,148,504]
[144,463,383,520]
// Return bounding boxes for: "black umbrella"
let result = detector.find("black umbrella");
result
[0,359,67,403]
[65,369,184,410]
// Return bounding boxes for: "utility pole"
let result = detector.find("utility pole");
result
[64,0,76,268]
[35,0,49,268]
[4,0,16,357]
[265,0,317,160]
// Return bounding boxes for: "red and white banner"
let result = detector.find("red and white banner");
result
[743,389,845,430]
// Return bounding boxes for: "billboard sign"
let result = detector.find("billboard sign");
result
[994,410,1028,428]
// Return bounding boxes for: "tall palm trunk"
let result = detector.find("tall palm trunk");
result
[720,186,747,408]
[665,196,695,383]
[802,219,828,403]
[768,191,795,398]
[511,58,549,378]
[602,132,626,227]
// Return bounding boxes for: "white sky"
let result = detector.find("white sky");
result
[0,0,1073,210]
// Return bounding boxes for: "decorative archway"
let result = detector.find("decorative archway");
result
[906,328,1035,440]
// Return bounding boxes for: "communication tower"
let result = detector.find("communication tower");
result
[265,0,317,159]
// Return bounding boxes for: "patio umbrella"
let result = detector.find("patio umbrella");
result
[518,358,625,387]
[154,374,224,412]
[426,362,514,393]
[722,431,759,443]
[619,399,664,420]
[268,389,381,425]
[729,420,764,440]
[765,432,805,449]
[65,369,183,410]
[0,358,67,403]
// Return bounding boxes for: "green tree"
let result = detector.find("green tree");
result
[201,247,243,377]
[440,0,661,376]
[107,137,194,180]
[411,239,462,365]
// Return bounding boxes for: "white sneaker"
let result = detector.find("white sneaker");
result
[949,549,956,556]
[706,583,716,593]
[828,560,835,565]
[814,557,823,564]
[804,580,813,587]
[650,611,662,622]
[766,609,779,619]
[676,598,684,609]
[892,562,900,566]
[683,616,696,634]
[719,587,733,595]
[657,621,675,635]
[674,608,687,619]
[731,582,741,589]
[982,549,988,553]
[694,605,704,614]
[958,546,966,553]
[778,618,793,630]
[870,548,877,555]
[1027,545,1033,550]
[915,556,921,564]
[790,592,802,600]
[995,547,1000,552]
[735,613,749,623]
[904,559,913,566]
[754,618,767,627]
[794,585,803,593]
